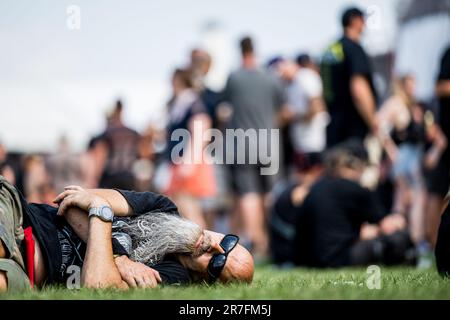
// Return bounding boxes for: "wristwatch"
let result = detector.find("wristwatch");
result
[88,205,114,222]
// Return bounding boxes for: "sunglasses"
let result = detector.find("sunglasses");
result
[207,234,239,282]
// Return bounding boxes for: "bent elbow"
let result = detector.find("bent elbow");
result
[82,273,125,289]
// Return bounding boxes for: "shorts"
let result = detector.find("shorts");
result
[230,164,278,195]
[0,258,30,292]
[426,155,450,197]
[0,176,30,292]
[167,162,217,198]
[391,144,423,188]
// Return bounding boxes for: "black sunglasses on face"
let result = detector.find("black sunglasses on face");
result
[207,234,239,282]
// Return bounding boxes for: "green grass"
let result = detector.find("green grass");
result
[2,266,450,300]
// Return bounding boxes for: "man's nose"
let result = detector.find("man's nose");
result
[209,242,225,254]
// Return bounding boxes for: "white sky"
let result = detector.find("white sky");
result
[0,0,399,152]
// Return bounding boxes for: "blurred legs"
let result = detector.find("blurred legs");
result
[239,192,267,258]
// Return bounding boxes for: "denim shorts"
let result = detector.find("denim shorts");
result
[391,144,423,188]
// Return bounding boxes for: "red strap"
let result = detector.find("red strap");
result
[23,227,35,288]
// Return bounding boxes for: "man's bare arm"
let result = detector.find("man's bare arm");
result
[436,80,450,97]
[65,205,162,288]
[65,207,89,242]
[55,185,178,218]
[54,189,126,288]
[85,189,131,216]
[54,187,132,216]
[81,212,127,289]
[350,75,378,133]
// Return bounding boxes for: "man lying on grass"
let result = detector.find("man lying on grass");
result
[0,176,253,292]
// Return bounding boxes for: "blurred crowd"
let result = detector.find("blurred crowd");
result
[1,7,449,269]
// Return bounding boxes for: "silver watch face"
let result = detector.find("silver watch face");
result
[101,206,114,221]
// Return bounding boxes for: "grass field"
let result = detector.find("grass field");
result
[2,266,450,300]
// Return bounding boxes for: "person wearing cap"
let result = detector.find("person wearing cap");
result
[321,7,379,148]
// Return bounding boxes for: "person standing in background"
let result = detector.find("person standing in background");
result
[377,75,447,267]
[188,49,227,230]
[223,36,287,259]
[321,7,378,148]
[97,100,140,190]
[189,49,224,130]
[278,56,329,173]
[165,68,216,229]
[296,53,320,73]
[427,46,450,248]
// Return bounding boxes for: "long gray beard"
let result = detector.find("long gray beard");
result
[114,213,208,265]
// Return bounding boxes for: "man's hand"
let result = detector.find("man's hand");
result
[114,255,162,289]
[360,223,380,240]
[53,185,109,216]
[380,213,406,235]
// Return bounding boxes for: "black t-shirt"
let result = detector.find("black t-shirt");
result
[436,202,450,276]
[321,36,377,145]
[391,111,426,146]
[20,189,190,285]
[166,95,207,161]
[20,199,64,284]
[201,87,223,129]
[438,46,450,159]
[294,177,385,268]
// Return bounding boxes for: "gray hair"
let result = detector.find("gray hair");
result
[114,213,210,265]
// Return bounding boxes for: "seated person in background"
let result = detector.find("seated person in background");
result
[0,177,253,292]
[294,140,413,268]
[269,152,323,266]
[435,190,450,277]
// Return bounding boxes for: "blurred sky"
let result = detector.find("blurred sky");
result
[0,0,399,152]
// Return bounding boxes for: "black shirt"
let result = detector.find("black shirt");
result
[165,95,206,161]
[321,36,377,146]
[438,46,450,160]
[201,87,223,129]
[391,110,426,146]
[19,189,190,285]
[436,202,450,276]
[294,177,385,268]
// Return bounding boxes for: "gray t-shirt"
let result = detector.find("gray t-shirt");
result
[224,68,286,130]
